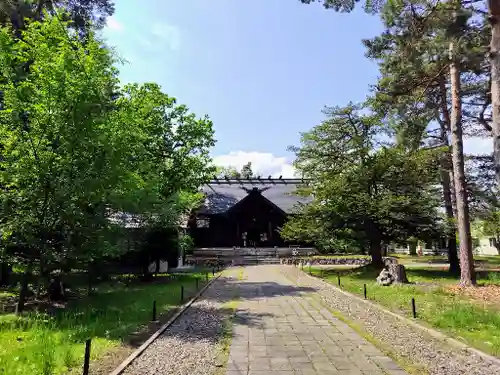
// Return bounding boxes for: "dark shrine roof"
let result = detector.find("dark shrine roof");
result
[197,178,312,215]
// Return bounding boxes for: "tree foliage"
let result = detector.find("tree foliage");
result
[0,0,115,32]
[283,105,443,267]
[0,14,215,311]
[295,0,496,284]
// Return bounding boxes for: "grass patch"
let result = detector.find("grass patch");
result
[389,254,500,267]
[214,269,242,375]
[0,272,212,375]
[310,254,369,259]
[476,256,500,266]
[310,266,500,357]
[214,299,239,375]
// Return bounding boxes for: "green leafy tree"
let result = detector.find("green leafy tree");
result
[283,104,443,267]
[111,82,216,274]
[299,0,490,283]
[363,0,491,284]
[0,0,115,32]
[216,166,241,179]
[0,11,217,308]
[241,161,254,179]
[0,15,124,311]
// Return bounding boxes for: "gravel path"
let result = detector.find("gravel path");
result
[280,265,500,375]
[122,269,240,375]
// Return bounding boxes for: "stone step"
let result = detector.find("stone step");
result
[231,257,281,265]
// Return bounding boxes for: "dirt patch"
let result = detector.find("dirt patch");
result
[446,284,500,308]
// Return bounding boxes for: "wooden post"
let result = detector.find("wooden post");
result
[82,339,91,375]
[411,298,417,318]
[152,300,157,321]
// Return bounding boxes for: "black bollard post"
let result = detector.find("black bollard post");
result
[82,339,91,375]
[212,267,215,276]
[196,277,199,290]
[411,298,417,318]
[152,300,157,321]
[180,285,184,302]
[364,284,367,299]
[337,274,341,287]
[309,264,312,275]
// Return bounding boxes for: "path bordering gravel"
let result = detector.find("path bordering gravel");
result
[109,274,222,375]
[121,269,241,375]
[281,265,500,375]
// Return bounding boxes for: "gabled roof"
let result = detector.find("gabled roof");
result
[227,187,287,216]
[197,179,312,215]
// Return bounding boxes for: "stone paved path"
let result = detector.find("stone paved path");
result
[226,266,408,375]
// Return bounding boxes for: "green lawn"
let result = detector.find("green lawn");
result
[310,266,500,357]
[310,254,370,259]
[388,253,500,267]
[0,271,213,375]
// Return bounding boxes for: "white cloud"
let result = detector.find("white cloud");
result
[464,136,493,155]
[213,151,297,178]
[150,23,181,51]
[105,16,123,32]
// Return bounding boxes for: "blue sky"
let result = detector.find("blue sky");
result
[102,0,490,177]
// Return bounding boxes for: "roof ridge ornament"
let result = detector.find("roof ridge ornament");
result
[240,186,271,194]
[208,177,312,185]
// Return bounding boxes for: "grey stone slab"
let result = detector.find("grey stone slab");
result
[249,360,271,370]
[224,266,407,375]
[271,360,294,371]
[292,362,316,371]
[325,356,358,370]
[332,370,364,375]
[293,370,318,375]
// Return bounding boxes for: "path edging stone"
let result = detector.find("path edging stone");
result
[108,273,222,375]
[293,266,500,367]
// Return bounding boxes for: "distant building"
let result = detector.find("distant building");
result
[472,223,499,256]
[188,178,312,248]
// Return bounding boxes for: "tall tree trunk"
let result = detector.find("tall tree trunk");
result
[369,240,383,269]
[0,262,12,286]
[489,0,500,189]
[16,261,33,315]
[441,165,460,274]
[449,39,476,286]
[438,76,460,275]
[87,262,93,296]
[439,132,460,275]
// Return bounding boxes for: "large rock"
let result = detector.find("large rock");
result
[376,264,408,286]
[389,263,409,283]
[376,268,394,286]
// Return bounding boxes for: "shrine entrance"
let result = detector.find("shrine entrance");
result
[228,187,286,248]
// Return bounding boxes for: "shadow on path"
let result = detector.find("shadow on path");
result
[143,267,315,346]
